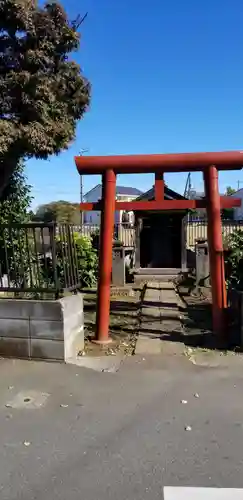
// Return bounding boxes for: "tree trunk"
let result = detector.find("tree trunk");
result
[0,157,19,198]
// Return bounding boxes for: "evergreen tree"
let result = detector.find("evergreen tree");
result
[0,0,90,194]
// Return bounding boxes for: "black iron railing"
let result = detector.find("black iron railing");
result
[0,223,80,299]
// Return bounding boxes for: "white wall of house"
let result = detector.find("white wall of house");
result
[83,185,101,225]
[83,187,139,225]
[116,193,137,225]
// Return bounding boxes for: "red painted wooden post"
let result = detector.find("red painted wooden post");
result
[204,165,227,340]
[155,172,164,201]
[94,169,116,344]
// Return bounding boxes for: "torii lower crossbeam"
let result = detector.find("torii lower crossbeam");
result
[79,197,238,212]
[75,151,243,345]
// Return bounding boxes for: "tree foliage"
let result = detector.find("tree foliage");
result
[0,159,32,284]
[226,186,236,196]
[0,0,90,193]
[33,200,80,224]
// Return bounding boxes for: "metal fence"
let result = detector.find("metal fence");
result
[72,223,136,248]
[186,219,243,249]
[0,223,80,299]
[75,221,243,251]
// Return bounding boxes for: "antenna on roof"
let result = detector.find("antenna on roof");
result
[184,173,192,198]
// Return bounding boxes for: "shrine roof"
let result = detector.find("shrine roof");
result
[136,185,186,201]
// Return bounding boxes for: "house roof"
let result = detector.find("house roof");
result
[230,188,243,196]
[84,184,142,197]
[116,186,142,195]
[136,185,186,201]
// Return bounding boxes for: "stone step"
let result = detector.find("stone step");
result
[141,307,161,318]
[139,322,164,333]
[160,307,182,318]
[136,268,181,275]
[146,281,175,290]
[135,274,178,283]
[139,321,183,334]
[141,307,180,318]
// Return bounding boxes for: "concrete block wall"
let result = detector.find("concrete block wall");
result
[0,294,84,362]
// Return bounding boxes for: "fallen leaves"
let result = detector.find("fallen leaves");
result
[185,426,192,432]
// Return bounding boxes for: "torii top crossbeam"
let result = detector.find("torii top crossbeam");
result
[75,150,243,175]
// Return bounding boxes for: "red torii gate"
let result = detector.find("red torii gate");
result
[75,151,243,344]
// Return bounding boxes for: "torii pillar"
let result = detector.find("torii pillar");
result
[204,165,227,340]
[96,169,116,344]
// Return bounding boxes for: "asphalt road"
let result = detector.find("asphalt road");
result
[0,353,243,499]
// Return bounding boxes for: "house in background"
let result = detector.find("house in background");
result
[189,189,241,220]
[188,190,206,219]
[83,184,143,225]
[188,189,226,219]
[229,188,243,220]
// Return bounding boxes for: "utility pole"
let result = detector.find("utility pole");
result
[237,180,243,190]
[79,148,89,226]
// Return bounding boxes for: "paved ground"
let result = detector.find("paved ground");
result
[0,351,243,499]
[135,281,184,354]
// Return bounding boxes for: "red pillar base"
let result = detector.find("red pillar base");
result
[91,338,113,346]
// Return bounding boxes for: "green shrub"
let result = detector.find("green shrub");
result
[224,230,243,290]
[71,233,98,288]
[51,232,98,290]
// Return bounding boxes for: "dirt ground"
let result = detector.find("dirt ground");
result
[82,281,215,356]
[82,288,141,356]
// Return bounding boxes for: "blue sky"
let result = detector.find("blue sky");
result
[27,0,243,208]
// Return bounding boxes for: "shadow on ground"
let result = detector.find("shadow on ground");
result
[142,286,240,352]
[84,300,140,313]
[83,297,142,340]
